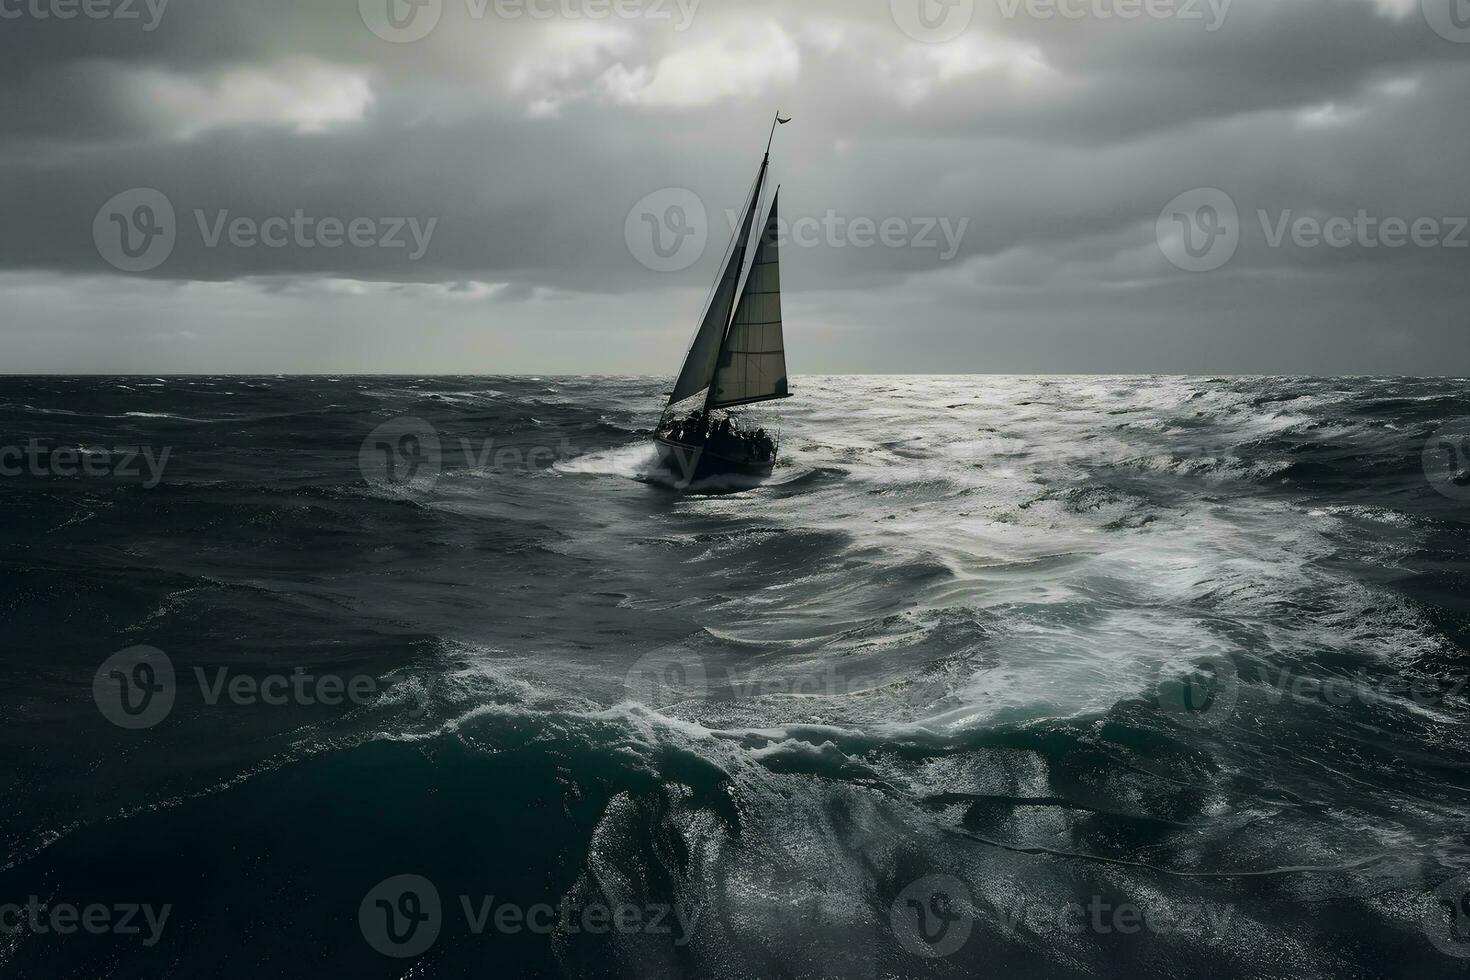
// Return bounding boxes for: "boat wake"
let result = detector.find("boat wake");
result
[556,443,662,480]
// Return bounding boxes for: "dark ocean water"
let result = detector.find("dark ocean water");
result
[3,375,1470,979]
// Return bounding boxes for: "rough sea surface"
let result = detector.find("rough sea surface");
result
[3,375,1470,979]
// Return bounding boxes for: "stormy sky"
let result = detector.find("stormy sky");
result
[1,0,1467,374]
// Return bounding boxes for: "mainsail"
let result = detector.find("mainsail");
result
[666,162,769,407]
[710,192,788,409]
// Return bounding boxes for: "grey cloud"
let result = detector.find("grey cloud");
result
[0,0,1467,372]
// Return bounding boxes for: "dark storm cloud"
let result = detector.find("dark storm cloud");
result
[0,0,387,80]
[810,2,1466,145]
[0,0,1466,371]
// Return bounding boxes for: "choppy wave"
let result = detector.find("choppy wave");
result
[2,375,1469,978]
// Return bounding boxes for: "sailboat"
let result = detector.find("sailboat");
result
[654,113,792,486]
